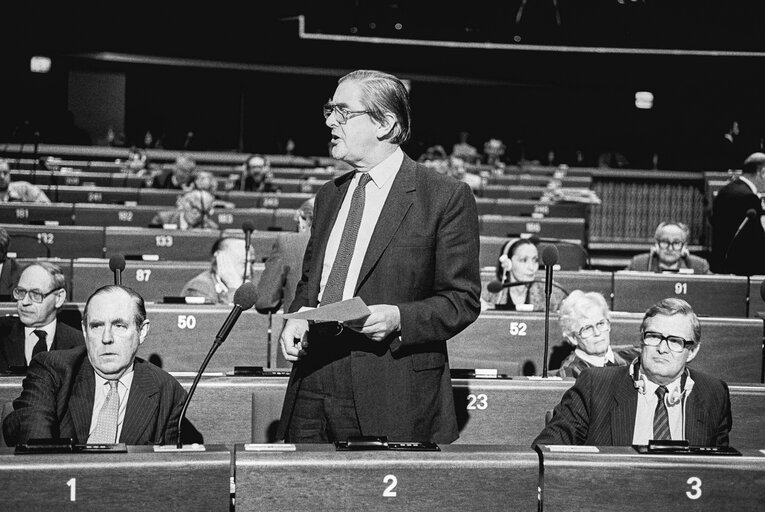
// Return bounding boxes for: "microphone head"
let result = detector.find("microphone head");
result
[108,254,126,272]
[233,281,258,311]
[241,221,255,234]
[746,209,758,220]
[542,245,559,267]
[487,280,504,293]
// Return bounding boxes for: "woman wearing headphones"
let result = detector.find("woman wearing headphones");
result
[481,237,566,311]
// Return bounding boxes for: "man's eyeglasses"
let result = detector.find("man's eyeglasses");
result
[323,103,370,125]
[656,239,685,250]
[577,319,610,339]
[642,331,694,352]
[13,287,61,303]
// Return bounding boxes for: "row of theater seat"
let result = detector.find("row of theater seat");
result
[0,374,762,447]
[1,301,761,383]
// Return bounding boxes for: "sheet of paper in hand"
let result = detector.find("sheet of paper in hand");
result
[280,297,371,323]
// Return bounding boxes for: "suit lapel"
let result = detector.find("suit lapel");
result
[610,372,638,445]
[120,359,159,444]
[684,386,707,444]
[7,320,27,367]
[67,358,96,443]
[355,156,416,293]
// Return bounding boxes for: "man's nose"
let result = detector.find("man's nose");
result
[101,326,114,344]
[656,338,670,353]
[325,112,338,128]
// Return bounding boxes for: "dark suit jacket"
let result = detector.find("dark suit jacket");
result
[627,252,710,274]
[0,258,21,297]
[533,365,732,447]
[3,346,187,446]
[278,154,481,443]
[255,231,310,315]
[0,316,84,373]
[710,178,765,274]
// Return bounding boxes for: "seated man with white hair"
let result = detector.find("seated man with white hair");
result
[626,221,710,273]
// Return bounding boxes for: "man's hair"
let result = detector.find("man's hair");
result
[0,159,9,172]
[558,290,610,341]
[654,221,690,243]
[181,190,215,212]
[82,285,146,328]
[640,297,701,344]
[210,236,240,257]
[339,70,411,145]
[22,261,67,294]
[245,154,270,170]
[742,152,765,176]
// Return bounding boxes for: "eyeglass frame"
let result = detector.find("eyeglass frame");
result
[13,286,62,303]
[323,103,370,125]
[655,239,685,250]
[576,318,611,339]
[641,330,695,352]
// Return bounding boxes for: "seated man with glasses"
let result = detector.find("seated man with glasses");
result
[626,221,710,273]
[0,262,83,373]
[535,297,731,447]
[149,189,218,230]
[555,290,639,378]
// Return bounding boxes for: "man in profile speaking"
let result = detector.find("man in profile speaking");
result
[4,285,188,446]
[278,70,481,443]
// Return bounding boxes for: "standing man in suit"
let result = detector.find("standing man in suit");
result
[277,70,481,444]
[3,285,189,446]
[0,262,83,373]
[534,298,732,447]
[256,196,315,315]
[710,152,765,274]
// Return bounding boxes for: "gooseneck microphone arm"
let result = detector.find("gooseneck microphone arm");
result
[241,221,255,282]
[177,282,258,448]
[541,245,559,378]
[724,209,758,273]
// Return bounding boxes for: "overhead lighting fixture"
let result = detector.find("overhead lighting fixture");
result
[30,56,52,73]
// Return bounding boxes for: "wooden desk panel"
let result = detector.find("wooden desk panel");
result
[73,203,159,227]
[46,185,141,205]
[235,444,538,512]
[221,191,312,209]
[480,215,586,242]
[481,185,547,200]
[748,275,765,318]
[480,270,612,300]
[475,199,588,218]
[2,224,105,259]
[0,445,230,510]
[538,446,765,511]
[613,271,749,317]
[450,311,764,382]
[0,203,74,226]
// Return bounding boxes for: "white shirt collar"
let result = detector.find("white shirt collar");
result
[574,345,615,367]
[94,365,135,392]
[738,175,758,195]
[362,147,403,189]
[25,319,57,346]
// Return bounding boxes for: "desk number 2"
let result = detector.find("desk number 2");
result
[686,476,702,500]
[67,478,76,501]
[383,475,397,497]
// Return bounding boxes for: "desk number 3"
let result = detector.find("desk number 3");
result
[686,476,701,500]
[67,478,76,502]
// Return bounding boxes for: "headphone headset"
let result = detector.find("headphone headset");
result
[631,358,691,406]
[497,239,516,282]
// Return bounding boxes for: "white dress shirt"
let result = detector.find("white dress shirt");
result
[632,372,694,445]
[88,368,135,442]
[319,147,403,303]
[24,320,57,365]
[573,346,615,368]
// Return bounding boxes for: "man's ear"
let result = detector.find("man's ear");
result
[375,112,398,140]
[686,343,700,363]
[54,289,66,309]
[138,320,150,345]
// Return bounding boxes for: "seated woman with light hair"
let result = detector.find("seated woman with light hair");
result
[556,290,639,378]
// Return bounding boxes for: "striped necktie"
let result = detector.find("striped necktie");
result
[321,172,372,305]
[88,381,120,444]
[653,385,671,440]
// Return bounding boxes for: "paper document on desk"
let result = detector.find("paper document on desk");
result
[280,297,371,323]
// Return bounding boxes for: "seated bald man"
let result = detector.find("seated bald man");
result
[3,285,191,446]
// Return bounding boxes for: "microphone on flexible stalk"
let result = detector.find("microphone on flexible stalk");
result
[108,254,126,285]
[242,221,255,281]
[723,209,758,273]
[541,245,559,378]
[176,282,258,448]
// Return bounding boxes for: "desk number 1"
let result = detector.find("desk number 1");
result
[67,478,76,501]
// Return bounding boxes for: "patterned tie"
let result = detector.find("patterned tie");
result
[321,172,372,305]
[89,381,120,444]
[31,330,47,358]
[653,385,671,440]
